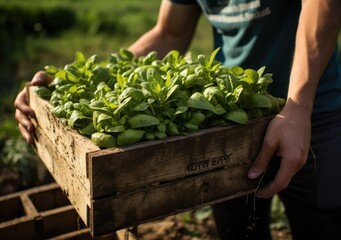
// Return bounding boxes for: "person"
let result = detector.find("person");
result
[14,0,341,239]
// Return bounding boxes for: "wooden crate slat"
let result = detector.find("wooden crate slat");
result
[89,116,270,198]
[0,183,88,240]
[0,218,37,240]
[28,86,100,184]
[90,164,258,236]
[30,125,90,224]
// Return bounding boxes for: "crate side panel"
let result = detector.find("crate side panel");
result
[28,86,99,184]
[91,164,258,236]
[89,117,270,197]
[31,127,90,225]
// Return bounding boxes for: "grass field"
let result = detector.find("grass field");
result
[0,0,213,194]
[2,0,212,83]
[3,1,339,237]
[0,0,212,137]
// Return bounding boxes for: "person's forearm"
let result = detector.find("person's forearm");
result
[128,26,189,58]
[287,0,341,114]
[128,0,201,58]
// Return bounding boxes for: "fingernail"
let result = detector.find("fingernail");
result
[248,167,260,179]
[32,76,43,85]
[25,134,31,144]
[27,124,35,133]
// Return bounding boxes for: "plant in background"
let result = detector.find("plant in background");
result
[270,194,290,230]
[0,136,40,194]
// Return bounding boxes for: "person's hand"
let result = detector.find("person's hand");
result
[14,71,53,144]
[248,100,311,198]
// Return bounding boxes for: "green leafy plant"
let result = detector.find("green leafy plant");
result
[0,136,40,190]
[36,48,285,148]
[270,194,290,230]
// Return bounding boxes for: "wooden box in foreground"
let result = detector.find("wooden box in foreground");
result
[28,85,271,237]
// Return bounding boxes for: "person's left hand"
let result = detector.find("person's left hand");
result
[14,71,53,144]
[247,100,311,198]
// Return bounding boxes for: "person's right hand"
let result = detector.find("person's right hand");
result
[14,71,53,144]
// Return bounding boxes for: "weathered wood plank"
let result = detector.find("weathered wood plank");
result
[30,126,90,224]
[28,86,100,185]
[28,86,97,224]
[89,116,270,198]
[90,164,259,236]
[28,84,271,237]
[0,183,86,240]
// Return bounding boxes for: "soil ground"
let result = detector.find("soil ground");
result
[117,212,292,240]
[1,167,292,240]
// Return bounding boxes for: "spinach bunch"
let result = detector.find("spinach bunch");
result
[36,48,285,148]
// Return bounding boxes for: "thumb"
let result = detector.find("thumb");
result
[31,71,53,86]
[248,138,276,179]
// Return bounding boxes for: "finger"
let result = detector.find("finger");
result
[15,110,35,133]
[18,123,34,145]
[255,156,298,198]
[14,90,35,118]
[248,136,277,179]
[31,71,53,86]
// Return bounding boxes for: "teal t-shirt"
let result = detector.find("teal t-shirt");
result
[171,0,341,113]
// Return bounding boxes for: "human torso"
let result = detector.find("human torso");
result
[172,0,341,113]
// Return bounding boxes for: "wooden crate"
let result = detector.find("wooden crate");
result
[0,183,76,240]
[0,183,116,240]
[28,85,271,237]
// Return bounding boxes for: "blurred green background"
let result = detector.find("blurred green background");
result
[1,0,341,197]
[0,0,340,233]
[0,0,212,194]
[0,0,341,195]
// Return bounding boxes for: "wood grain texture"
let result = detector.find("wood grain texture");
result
[28,86,96,224]
[29,122,90,223]
[28,86,100,184]
[28,85,272,237]
[90,164,259,236]
[89,116,271,197]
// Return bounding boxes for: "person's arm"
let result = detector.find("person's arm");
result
[248,0,341,198]
[14,0,201,144]
[129,0,201,57]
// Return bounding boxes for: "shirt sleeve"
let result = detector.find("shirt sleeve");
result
[169,0,197,4]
